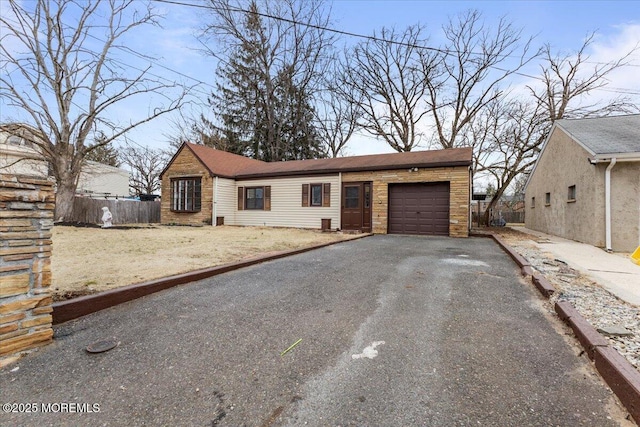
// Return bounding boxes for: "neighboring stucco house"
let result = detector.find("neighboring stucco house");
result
[160,142,472,237]
[0,124,130,198]
[524,115,640,252]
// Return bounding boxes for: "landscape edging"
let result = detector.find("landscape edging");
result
[594,346,640,423]
[478,230,640,423]
[52,233,372,325]
[470,232,532,277]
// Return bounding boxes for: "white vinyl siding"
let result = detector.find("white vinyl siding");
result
[77,161,130,197]
[235,175,340,229]
[214,177,237,225]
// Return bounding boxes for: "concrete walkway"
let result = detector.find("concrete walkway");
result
[512,226,640,306]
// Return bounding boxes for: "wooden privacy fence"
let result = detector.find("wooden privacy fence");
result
[472,211,525,226]
[71,197,161,224]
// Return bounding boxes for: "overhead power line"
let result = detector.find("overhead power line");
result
[152,0,456,56]
[151,0,640,68]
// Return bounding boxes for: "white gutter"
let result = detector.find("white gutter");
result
[605,158,617,251]
[213,176,219,226]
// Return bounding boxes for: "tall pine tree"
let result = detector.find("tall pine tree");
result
[205,0,331,161]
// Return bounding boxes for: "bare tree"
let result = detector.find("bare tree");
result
[530,33,638,120]
[427,10,538,149]
[0,0,188,220]
[340,25,437,152]
[472,98,548,225]
[119,143,168,196]
[315,89,360,157]
[473,33,638,225]
[314,59,362,157]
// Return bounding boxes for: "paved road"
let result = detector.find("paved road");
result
[0,236,628,426]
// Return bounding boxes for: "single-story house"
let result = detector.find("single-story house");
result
[160,142,473,237]
[0,123,130,198]
[524,114,640,252]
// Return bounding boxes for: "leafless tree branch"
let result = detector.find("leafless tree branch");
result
[339,24,436,152]
[0,0,190,219]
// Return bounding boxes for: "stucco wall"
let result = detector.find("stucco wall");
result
[342,166,470,237]
[233,175,341,229]
[524,126,640,251]
[525,127,604,247]
[610,162,640,252]
[160,148,213,225]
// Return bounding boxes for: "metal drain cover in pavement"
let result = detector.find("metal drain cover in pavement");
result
[86,339,118,354]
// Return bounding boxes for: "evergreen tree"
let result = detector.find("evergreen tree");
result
[85,138,121,167]
[205,0,331,162]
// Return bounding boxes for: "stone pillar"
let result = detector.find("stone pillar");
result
[0,174,55,367]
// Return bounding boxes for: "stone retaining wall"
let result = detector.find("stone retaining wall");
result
[0,174,55,367]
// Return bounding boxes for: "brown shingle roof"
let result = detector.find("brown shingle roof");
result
[172,142,472,179]
[184,142,266,178]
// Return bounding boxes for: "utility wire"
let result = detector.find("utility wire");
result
[152,0,477,57]
[150,0,640,97]
[3,0,638,148]
[6,1,636,99]
[151,0,640,67]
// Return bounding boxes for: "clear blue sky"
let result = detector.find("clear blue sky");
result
[1,0,639,156]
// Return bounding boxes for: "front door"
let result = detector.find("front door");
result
[341,182,372,232]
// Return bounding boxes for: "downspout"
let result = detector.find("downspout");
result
[469,166,473,232]
[213,176,219,226]
[605,158,617,251]
[338,172,342,230]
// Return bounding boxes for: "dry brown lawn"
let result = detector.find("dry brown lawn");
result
[51,225,360,301]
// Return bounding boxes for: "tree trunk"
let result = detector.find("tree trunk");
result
[54,180,77,222]
[483,185,508,226]
[482,197,496,227]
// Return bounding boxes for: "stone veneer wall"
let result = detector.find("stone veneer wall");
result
[160,147,213,225]
[342,166,470,237]
[0,174,54,367]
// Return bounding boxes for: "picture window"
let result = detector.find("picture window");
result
[171,177,201,212]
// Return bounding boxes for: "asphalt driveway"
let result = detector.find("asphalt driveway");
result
[0,236,628,426]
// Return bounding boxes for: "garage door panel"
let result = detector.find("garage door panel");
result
[389,182,450,236]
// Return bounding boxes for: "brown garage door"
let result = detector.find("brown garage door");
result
[388,182,450,236]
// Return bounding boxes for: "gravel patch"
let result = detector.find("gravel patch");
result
[494,229,640,371]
